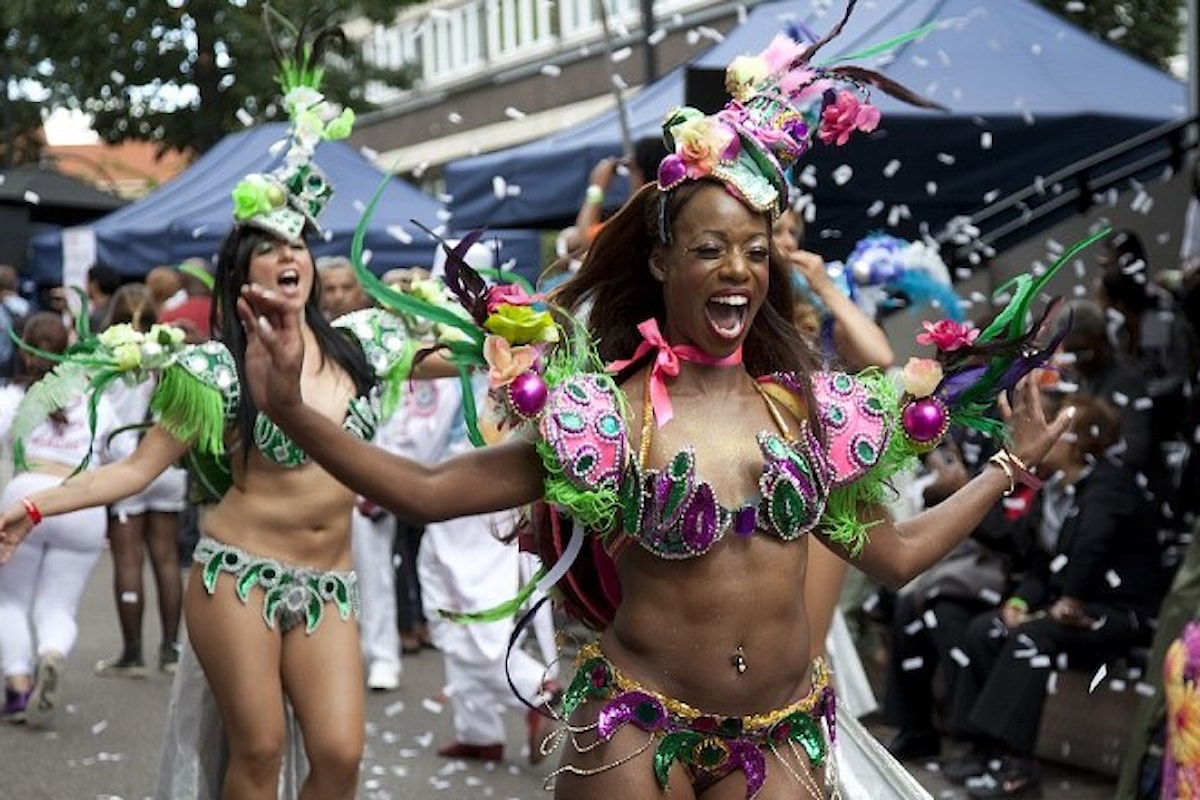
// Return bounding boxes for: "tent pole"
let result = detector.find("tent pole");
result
[596,0,634,160]
[1191,0,1199,117]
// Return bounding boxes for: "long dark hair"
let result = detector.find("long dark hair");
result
[17,312,71,425]
[212,226,374,462]
[551,180,822,428]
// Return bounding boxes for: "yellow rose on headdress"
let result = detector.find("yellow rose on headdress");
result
[484,304,559,346]
[111,342,142,371]
[99,323,143,350]
[675,116,736,178]
[725,55,769,101]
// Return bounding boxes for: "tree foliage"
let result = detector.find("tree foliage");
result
[1,0,414,162]
[1034,0,1184,70]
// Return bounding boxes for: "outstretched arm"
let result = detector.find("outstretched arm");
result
[821,375,1074,589]
[237,286,545,522]
[0,426,189,563]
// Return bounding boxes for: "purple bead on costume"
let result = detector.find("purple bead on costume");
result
[901,397,947,445]
[508,371,549,417]
[734,506,756,537]
[657,155,687,188]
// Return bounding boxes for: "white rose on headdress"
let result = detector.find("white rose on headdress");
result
[675,116,737,178]
[283,86,324,115]
[725,55,768,101]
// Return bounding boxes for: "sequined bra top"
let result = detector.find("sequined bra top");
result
[171,309,413,469]
[538,370,890,560]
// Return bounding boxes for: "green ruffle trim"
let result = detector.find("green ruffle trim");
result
[535,437,621,532]
[531,329,626,534]
[151,364,228,456]
[439,565,547,624]
[820,370,922,556]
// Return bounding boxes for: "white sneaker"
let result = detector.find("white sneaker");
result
[366,662,401,692]
[27,651,65,729]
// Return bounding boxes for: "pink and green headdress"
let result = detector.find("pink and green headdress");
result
[230,6,356,243]
[657,1,943,219]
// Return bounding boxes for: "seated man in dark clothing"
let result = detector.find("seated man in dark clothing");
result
[945,392,1169,799]
[884,434,1037,760]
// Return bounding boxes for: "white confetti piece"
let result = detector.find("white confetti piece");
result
[504,106,526,120]
[978,588,1002,605]
[384,700,405,717]
[539,63,561,77]
[1136,682,1156,697]
[1049,553,1068,573]
[386,225,413,244]
[922,609,938,629]
[949,647,970,667]
[492,176,508,199]
[91,720,109,735]
[422,697,444,714]
[904,619,925,635]
[1089,663,1108,693]
[1030,654,1052,668]
[936,153,956,165]
[236,108,255,127]
[832,164,854,186]
[23,191,40,205]
[866,199,884,217]
[447,111,463,124]
[1047,671,1058,694]
[901,656,925,671]
[925,181,938,196]
[648,28,667,46]
[883,159,901,178]
[611,47,632,62]
[191,225,209,238]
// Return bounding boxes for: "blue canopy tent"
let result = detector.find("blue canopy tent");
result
[444,0,1186,258]
[28,123,451,285]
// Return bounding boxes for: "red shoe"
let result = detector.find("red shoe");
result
[436,741,504,762]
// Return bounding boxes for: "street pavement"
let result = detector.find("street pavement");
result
[0,550,1118,799]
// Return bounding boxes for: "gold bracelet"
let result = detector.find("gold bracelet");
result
[987,451,1016,497]
[992,448,1044,492]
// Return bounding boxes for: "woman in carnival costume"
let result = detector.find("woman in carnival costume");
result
[238,10,1082,800]
[0,16,418,800]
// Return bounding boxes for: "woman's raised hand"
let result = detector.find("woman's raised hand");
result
[236,285,305,417]
[996,374,1075,470]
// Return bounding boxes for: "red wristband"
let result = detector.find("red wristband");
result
[20,497,42,526]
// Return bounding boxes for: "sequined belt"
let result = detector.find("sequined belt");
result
[193,536,360,634]
[560,641,836,799]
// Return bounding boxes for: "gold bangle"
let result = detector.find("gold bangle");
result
[987,451,1016,497]
[991,448,1044,492]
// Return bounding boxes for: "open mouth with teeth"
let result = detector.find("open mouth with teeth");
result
[705,293,749,339]
[277,268,301,292]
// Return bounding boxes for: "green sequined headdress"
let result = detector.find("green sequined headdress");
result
[230,4,356,243]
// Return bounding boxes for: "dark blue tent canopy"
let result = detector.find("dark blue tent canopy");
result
[444,0,1186,257]
[29,123,449,284]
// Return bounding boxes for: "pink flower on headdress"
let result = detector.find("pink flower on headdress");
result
[818,90,881,146]
[482,335,540,390]
[675,116,738,178]
[916,319,979,353]
[486,283,536,314]
[760,34,811,74]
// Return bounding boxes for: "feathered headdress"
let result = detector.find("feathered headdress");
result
[657,1,944,219]
[229,4,356,242]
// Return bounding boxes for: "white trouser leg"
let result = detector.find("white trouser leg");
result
[351,509,401,669]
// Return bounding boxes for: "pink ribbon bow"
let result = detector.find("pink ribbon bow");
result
[606,318,742,428]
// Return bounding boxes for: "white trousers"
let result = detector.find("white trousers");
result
[350,508,401,670]
[442,639,547,745]
[0,472,106,676]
